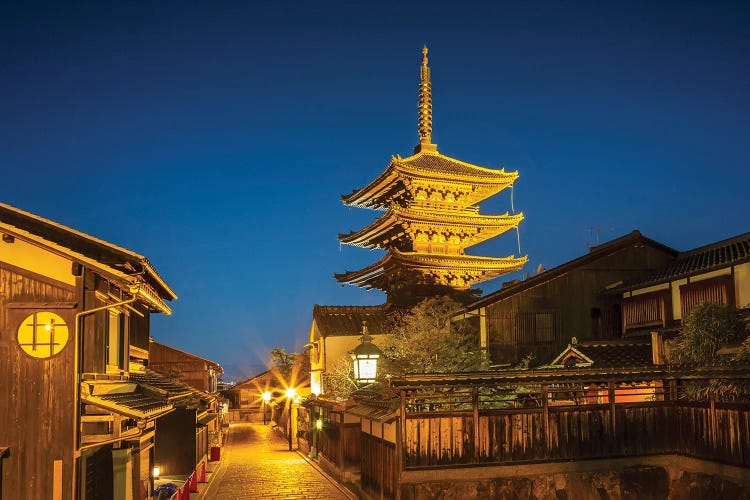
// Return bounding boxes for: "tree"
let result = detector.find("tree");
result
[321,356,358,400]
[668,302,742,365]
[270,347,297,377]
[384,296,490,375]
[667,302,748,401]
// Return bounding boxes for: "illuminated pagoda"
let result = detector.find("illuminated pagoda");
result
[336,47,527,305]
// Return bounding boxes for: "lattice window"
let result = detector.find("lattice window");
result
[679,275,734,319]
[623,291,669,330]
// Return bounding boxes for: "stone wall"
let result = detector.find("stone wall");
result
[398,458,750,500]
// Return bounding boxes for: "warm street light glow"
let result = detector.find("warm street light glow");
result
[351,321,383,385]
[285,387,296,399]
[153,466,160,479]
[262,391,271,402]
[316,419,323,430]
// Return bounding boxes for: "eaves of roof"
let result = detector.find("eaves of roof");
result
[465,230,677,310]
[0,221,172,315]
[617,231,750,292]
[0,202,176,301]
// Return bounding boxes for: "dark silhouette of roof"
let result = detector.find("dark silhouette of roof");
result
[312,304,392,337]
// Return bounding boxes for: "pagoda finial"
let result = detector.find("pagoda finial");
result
[415,45,438,154]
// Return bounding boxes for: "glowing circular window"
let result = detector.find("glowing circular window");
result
[17,312,69,359]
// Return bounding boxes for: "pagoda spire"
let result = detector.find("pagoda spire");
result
[415,45,438,154]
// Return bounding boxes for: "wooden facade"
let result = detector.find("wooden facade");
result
[0,202,177,500]
[619,231,750,334]
[463,231,677,365]
[148,340,223,393]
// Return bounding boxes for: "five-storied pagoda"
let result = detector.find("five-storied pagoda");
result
[335,47,527,305]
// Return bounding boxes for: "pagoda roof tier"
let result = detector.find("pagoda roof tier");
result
[335,249,527,291]
[342,151,519,210]
[339,207,524,250]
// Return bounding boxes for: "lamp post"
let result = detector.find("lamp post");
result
[351,321,383,385]
[261,391,271,425]
[285,387,296,451]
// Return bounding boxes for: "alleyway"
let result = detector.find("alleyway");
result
[203,422,353,499]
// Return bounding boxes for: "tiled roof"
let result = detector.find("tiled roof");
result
[130,370,196,400]
[81,381,173,419]
[624,232,750,289]
[547,340,653,369]
[313,305,392,337]
[399,152,512,179]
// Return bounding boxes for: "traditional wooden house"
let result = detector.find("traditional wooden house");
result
[148,340,223,393]
[460,230,677,365]
[615,231,750,336]
[0,201,176,500]
[309,305,390,396]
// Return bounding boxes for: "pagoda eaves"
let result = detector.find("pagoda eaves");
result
[336,46,527,305]
[342,151,519,211]
[335,248,528,291]
[339,207,524,252]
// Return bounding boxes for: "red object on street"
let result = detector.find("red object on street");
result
[210,446,221,461]
[198,461,206,482]
[190,471,198,492]
[174,488,182,500]
[182,485,190,500]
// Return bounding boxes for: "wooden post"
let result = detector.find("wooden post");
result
[472,387,480,463]
[608,381,616,445]
[396,390,406,500]
[542,384,550,454]
[710,398,717,452]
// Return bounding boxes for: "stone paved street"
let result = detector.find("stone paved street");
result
[203,422,353,499]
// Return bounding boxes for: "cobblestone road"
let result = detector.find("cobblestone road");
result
[203,422,352,499]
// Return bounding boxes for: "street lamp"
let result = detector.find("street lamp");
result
[285,387,296,451]
[261,391,271,425]
[351,321,383,385]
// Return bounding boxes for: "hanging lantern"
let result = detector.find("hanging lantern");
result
[351,321,383,384]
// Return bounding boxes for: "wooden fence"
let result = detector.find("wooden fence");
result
[361,433,396,498]
[401,389,750,468]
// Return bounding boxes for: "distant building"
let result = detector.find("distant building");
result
[149,339,223,393]
[0,201,176,499]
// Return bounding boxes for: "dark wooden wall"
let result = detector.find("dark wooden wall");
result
[486,244,675,364]
[154,408,197,476]
[149,343,212,392]
[0,263,77,499]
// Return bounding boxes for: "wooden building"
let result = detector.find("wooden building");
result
[148,340,223,393]
[461,230,677,365]
[335,47,526,306]
[615,231,750,336]
[0,201,176,500]
[308,305,390,396]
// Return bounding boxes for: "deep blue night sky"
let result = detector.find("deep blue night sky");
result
[2,1,748,380]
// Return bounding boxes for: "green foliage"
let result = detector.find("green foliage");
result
[667,302,742,365]
[667,302,749,402]
[270,347,297,376]
[383,296,490,375]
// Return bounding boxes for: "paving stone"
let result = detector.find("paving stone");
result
[204,422,350,499]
